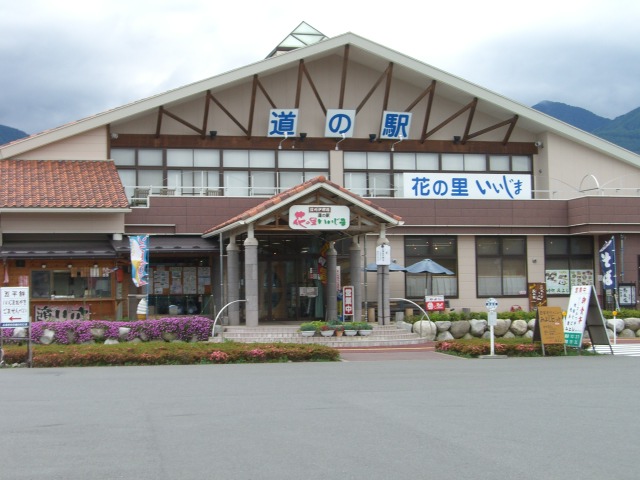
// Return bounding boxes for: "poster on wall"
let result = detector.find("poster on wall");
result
[545,270,570,294]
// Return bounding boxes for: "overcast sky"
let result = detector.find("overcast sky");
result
[2,0,639,135]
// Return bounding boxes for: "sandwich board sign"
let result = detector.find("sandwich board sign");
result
[533,306,566,356]
[564,285,612,352]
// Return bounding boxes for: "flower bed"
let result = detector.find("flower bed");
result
[0,316,214,345]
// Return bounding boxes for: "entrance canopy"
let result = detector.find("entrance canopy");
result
[202,176,403,240]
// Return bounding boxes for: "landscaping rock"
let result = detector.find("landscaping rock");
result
[606,318,625,333]
[162,332,178,342]
[469,319,487,337]
[493,319,511,336]
[527,319,536,331]
[435,321,451,332]
[436,331,454,342]
[40,329,55,345]
[413,321,437,340]
[90,328,105,340]
[524,330,534,339]
[623,318,640,331]
[619,328,636,338]
[449,320,470,339]
[12,327,27,338]
[510,320,528,336]
[104,338,119,345]
[502,331,515,339]
[118,327,131,340]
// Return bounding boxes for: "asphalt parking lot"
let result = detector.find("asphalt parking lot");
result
[3,354,639,480]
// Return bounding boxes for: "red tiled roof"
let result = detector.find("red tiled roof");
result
[0,159,129,209]
[203,176,403,235]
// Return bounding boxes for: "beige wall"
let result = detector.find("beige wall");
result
[14,127,109,161]
[0,212,124,234]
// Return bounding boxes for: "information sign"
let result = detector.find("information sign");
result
[343,286,354,316]
[425,295,445,311]
[564,285,611,350]
[1,287,30,328]
[535,306,565,345]
[485,297,498,311]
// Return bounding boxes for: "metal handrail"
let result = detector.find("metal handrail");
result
[210,299,247,338]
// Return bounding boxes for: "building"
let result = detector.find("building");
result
[1,23,639,324]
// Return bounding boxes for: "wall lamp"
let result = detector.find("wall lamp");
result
[110,133,119,140]
[278,132,289,150]
[299,132,307,141]
[335,133,346,151]
[391,135,404,152]
[369,133,377,143]
[534,141,543,148]
[41,264,47,269]
[453,135,461,145]
[67,264,73,269]
[209,130,217,139]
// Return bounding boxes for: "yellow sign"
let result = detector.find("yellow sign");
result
[537,306,565,345]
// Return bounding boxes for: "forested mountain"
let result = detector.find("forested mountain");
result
[533,101,640,154]
[0,125,28,145]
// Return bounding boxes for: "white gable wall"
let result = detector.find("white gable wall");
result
[13,127,108,161]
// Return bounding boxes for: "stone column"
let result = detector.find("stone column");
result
[227,236,240,326]
[349,237,362,322]
[244,226,259,327]
[326,242,338,322]
[377,226,391,325]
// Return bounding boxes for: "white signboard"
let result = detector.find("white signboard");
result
[289,205,350,230]
[485,297,498,311]
[1,286,30,328]
[375,244,391,265]
[267,109,299,137]
[564,285,591,347]
[403,173,531,200]
[325,109,355,137]
[380,111,412,139]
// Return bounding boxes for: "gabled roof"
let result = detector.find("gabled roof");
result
[202,176,403,238]
[2,30,638,168]
[0,160,130,210]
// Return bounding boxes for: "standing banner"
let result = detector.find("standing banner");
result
[599,236,616,291]
[130,235,150,287]
[565,285,612,352]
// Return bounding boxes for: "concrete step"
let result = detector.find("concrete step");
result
[208,323,428,347]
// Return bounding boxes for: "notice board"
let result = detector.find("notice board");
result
[533,306,565,344]
[564,285,611,350]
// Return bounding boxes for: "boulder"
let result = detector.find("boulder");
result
[527,319,536,331]
[104,338,119,345]
[502,331,516,339]
[436,331,454,342]
[434,321,451,332]
[606,318,625,333]
[90,328,105,340]
[12,327,28,338]
[619,328,636,338]
[510,320,528,336]
[162,332,178,342]
[469,319,487,337]
[413,321,437,340]
[40,329,55,345]
[449,320,471,339]
[493,319,511,336]
[118,327,131,340]
[623,318,640,331]
[524,330,534,339]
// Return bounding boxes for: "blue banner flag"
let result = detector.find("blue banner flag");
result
[599,236,616,291]
[129,235,149,287]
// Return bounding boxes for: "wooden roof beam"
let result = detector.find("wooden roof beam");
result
[355,63,392,114]
[423,98,477,139]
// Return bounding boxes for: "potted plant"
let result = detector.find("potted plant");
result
[343,323,358,336]
[333,323,345,337]
[319,324,335,337]
[299,322,318,337]
[356,322,373,336]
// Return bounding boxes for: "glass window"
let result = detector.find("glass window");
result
[416,153,439,170]
[138,149,163,166]
[544,236,594,295]
[464,154,486,171]
[369,173,392,197]
[224,171,249,196]
[252,171,276,195]
[167,149,193,167]
[112,148,135,166]
[31,270,112,299]
[489,155,510,171]
[394,153,415,170]
[223,150,249,168]
[368,152,391,170]
[404,236,458,298]
[250,150,275,168]
[344,152,367,169]
[304,151,329,169]
[344,173,367,196]
[512,155,532,172]
[278,150,303,169]
[137,170,163,189]
[476,236,527,297]
[279,172,303,191]
[194,149,220,168]
[441,153,463,171]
